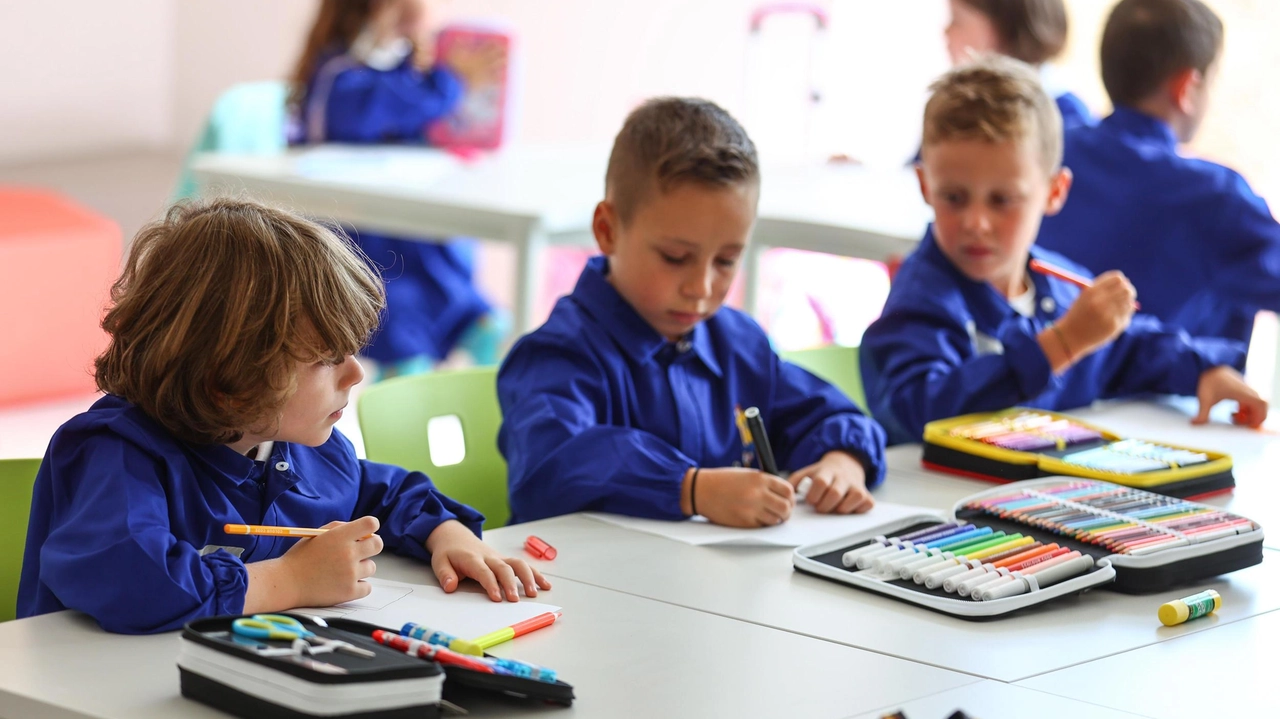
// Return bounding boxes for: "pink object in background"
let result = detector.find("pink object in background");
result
[428,24,512,151]
[0,188,121,407]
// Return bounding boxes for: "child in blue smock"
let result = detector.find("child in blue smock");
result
[290,0,506,376]
[861,56,1267,445]
[497,98,887,528]
[17,199,549,635]
[1036,0,1280,351]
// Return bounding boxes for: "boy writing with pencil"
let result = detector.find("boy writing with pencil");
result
[18,199,549,635]
[498,97,887,527]
[860,56,1267,445]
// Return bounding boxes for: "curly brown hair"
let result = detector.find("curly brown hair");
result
[95,198,385,445]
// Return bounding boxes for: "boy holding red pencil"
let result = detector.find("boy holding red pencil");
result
[860,56,1267,445]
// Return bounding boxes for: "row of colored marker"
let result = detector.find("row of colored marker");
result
[949,411,1103,452]
[967,481,1257,555]
[842,522,1095,601]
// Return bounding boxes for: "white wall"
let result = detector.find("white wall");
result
[0,0,174,164]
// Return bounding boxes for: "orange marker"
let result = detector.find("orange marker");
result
[1029,258,1140,309]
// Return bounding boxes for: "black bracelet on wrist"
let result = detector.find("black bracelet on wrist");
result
[690,467,701,517]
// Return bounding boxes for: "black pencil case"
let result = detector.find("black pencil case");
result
[179,614,445,719]
[792,477,1264,619]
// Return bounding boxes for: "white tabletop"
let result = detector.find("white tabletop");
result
[1016,606,1280,719]
[845,680,1154,719]
[484,511,1280,683]
[0,555,974,719]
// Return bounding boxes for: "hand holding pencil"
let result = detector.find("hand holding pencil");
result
[1040,270,1137,370]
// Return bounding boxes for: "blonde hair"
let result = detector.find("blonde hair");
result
[95,198,385,445]
[922,54,1063,174]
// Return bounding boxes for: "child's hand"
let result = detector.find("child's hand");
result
[1194,365,1269,427]
[444,40,507,87]
[788,451,875,514]
[426,520,551,602]
[280,516,383,607]
[1056,271,1137,358]
[693,468,795,528]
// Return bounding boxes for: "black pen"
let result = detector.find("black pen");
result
[743,406,779,476]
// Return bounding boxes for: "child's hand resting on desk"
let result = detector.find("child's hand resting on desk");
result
[789,451,875,514]
[1193,365,1269,428]
[427,520,551,602]
[684,467,796,528]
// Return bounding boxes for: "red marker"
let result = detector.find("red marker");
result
[524,535,557,560]
[1029,258,1141,309]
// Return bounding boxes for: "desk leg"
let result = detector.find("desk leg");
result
[743,242,765,319]
[514,229,547,336]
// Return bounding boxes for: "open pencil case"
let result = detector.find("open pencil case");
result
[179,614,574,718]
[792,477,1264,619]
[921,408,1235,499]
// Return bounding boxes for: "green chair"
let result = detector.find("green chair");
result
[781,344,868,414]
[0,458,40,623]
[358,367,509,529]
[172,81,289,201]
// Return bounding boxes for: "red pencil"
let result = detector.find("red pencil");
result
[1029,258,1141,309]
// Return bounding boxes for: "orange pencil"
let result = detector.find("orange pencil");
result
[1029,258,1140,309]
[224,523,326,537]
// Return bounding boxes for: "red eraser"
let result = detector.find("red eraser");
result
[524,535,557,560]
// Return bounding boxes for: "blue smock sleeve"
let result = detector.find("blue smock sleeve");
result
[1094,315,1247,397]
[862,309,1058,443]
[325,64,464,142]
[354,456,486,562]
[498,340,694,523]
[37,436,247,635]
[1206,172,1280,312]
[768,357,887,487]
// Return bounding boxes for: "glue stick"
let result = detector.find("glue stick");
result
[1158,589,1221,627]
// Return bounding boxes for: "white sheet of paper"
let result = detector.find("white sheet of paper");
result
[585,500,934,547]
[293,577,561,640]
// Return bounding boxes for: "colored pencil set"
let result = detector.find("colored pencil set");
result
[922,409,1236,497]
[965,480,1258,556]
[841,521,1096,602]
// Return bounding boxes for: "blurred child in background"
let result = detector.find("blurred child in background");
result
[290,0,508,378]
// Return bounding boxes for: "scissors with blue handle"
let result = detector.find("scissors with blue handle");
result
[232,614,375,658]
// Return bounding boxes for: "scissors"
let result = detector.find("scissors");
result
[231,614,376,658]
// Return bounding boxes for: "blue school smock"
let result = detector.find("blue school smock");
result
[496,256,887,524]
[860,229,1246,445]
[1037,107,1280,350]
[296,49,490,364]
[17,394,484,635]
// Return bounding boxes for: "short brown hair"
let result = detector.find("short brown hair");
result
[605,97,759,224]
[959,0,1069,65]
[1100,0,1223,108]
[922,54,1063,173]
[95,198,385,445]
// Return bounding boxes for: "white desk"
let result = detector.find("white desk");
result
[1016,607,1280,719]
[0,555,974,719]
[845,680,1154,719]
[191,146,930,332]
[884,398,1280,549]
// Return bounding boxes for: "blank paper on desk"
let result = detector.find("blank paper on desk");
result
[585,501,932,547]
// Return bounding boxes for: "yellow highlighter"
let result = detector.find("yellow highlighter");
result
[471,611,563,651]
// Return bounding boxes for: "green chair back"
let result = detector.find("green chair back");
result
[0,458,40,623]
[358,368,509,529]
[781,344,868,413]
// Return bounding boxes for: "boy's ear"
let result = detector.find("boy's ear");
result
[1170,68,1203,116]
[1044,167,1073,216]
[915,164,931,206]
[593,200,619,255]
